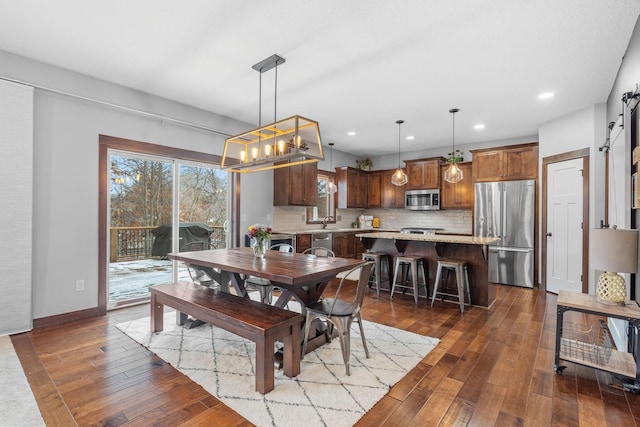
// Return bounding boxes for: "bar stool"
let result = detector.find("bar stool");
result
[361,251,391,297]
[431,259,471,313]
[391,255,428,304]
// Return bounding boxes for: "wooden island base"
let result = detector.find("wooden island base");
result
[358,233,498,308]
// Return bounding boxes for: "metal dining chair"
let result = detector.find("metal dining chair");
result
[301,262,374,375]
[245,243,294,304]
[181,241,217,287]
[302,247,335,257]
[179,241,217,328]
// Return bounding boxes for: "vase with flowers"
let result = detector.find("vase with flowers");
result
[248,224,272,259]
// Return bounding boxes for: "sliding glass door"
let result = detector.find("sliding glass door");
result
[107,151,228,308]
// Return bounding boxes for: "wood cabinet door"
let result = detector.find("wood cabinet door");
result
[301,163,318,205]
[350,169,367,208]
[273,163,317,206]
[504,145,538,180]
[367,172,381,208]
[296,234,311,253]
[422,159,441,189]
[472,144,538,182]
[472,150,504,182]
[381,170,405,208]
[332,232,353,258]
[337,167,367,209]
[288,163,306,205]
[440,162,473,209]
[406,162,424,190]
[406,159,441,189]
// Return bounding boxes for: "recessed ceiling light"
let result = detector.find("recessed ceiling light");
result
[406,136,415,140]
[347,131,356,136]
[474,124,485,130]
[538,92,554,100]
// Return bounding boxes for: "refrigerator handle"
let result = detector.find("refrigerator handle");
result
[502,188,507,240]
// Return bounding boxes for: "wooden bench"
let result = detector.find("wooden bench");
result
[149,282,304,394]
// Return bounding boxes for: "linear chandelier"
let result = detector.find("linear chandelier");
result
[221,54,324,173]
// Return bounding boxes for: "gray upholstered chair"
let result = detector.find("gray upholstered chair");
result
[301,262,374,375]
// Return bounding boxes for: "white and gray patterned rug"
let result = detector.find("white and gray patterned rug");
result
[0,335,45,427]
[117,311,438,427]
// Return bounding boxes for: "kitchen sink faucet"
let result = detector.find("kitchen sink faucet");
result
[322,216,334,229]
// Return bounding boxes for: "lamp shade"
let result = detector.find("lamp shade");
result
[590,228,638,273]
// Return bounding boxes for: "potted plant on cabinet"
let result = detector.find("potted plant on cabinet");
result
[446,149,464,164]
[356,157,373,171]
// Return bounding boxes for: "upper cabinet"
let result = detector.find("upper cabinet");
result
[367,172,382,209]
[381,170,405,208]
[273,162,318,206]
[440,162,473,209]
[471,143,538,182]
[405,157,444,189]
[336,167,368,209]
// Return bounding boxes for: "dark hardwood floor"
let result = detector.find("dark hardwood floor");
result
[11,282,640,426]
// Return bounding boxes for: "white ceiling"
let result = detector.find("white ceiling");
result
[0,1,639,157]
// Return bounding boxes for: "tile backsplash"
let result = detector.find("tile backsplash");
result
[272,206,472,234]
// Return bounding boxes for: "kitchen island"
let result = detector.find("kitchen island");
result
[356,232,499,308]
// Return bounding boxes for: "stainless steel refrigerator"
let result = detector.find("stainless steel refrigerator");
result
[474,180,535,288]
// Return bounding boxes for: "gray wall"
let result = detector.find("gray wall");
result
[0,50,251,319]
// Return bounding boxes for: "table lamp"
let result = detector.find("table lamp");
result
[590,228,638,305]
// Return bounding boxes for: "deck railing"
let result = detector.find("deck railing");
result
[109,225,226,262]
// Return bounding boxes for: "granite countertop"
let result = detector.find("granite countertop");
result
[355,231,499,245]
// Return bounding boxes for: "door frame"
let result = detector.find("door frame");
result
[98,135,240,314]
[541,148,590,293]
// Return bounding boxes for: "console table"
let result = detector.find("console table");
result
[554,290,640,393]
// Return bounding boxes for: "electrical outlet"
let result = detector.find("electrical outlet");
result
[75,279,85,291]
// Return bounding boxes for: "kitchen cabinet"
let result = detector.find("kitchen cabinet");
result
[295,234,311,253]
[471,143,538,182]
[273,162,318,206]
[332,232,354,258]
[367,172,382,208]
[381,170,405,208]
[332,230,373,259]
[405,157,444,189]
[336,167,367,209]
[440,162,473,209]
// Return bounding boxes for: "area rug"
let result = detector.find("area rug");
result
[117,311,439,427]
[0,335,46,427]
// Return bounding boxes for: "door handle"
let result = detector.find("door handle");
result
[546,232,552,237]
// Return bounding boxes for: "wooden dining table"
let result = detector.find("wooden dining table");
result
[168,247,364,309]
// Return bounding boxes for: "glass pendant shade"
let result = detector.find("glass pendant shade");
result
[327,181,337,194]
[391,167,408,186]
[444,162,463,183]
[444,108,463,184]
[391,119,407,186]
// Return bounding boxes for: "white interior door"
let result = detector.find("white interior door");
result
[546,158,584,294]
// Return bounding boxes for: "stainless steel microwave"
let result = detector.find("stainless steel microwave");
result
[405,189,440,210]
